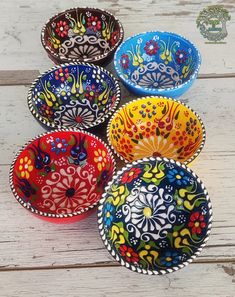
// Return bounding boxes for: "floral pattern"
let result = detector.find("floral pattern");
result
[30,64,119,129]
[12,131,115,215]
[99,159,211,273]
[109,97,204,163]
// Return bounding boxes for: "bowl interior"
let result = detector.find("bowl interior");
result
[43,8,122,61]
[98,158,211,274]
[115,32,200,90]
[11,131,115,216]
[108,97,204,163]
[29,64,119,129]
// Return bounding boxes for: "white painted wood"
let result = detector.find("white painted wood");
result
[0,263,234,297]
[0,0,234,74]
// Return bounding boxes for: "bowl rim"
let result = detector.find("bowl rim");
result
[9,128,116,219]
[27,62,121,130]
[97,156,213,275]
[41,6,124,64]
[107,96,206,165]
[114,31,201,94]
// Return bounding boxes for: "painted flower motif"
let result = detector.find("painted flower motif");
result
[137,71,177,89]
[121,167,142,184]
[87,16,101,32]
[186,117,198,136]
[67,45,103,60]
[110,31,119,46]
[188,211,206,235]
[92,69,105,83]
[160,251,180,267]
[119,245,139,263]
[94,149,107,171]
[55,68,70,82]
[133,135,178,160]
[55,20,69,38]
[175,50,188,64]
[167,169,190,186]
[85,85,99,101]
[18,156,33,179]
[144,39,159,56]
[103,202,115,227]
[39,104,54,119]
[120,54,129,69]
[50,137,69,155]
[55,83,71,100]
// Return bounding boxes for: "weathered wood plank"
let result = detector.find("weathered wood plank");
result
[0,263,234,297]
[0,0,234,74]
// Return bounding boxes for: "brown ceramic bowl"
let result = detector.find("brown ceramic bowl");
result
[41,7,124,65]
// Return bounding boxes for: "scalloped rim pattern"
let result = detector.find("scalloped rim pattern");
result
[97,156,213,275]
[27,62,121,130]
[9,128,116,219]
[41,7,124,64]
[107,96,206,165]
[114,31,201,94]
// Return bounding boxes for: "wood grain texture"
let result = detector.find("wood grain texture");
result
[0,0,234,74]
[0,263,234,297]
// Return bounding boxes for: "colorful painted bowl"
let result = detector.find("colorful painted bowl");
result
[114,31,201,97]
[98,157,212,275]
[28,63,121,130]
[108,96,205,165]
[9,129,116,223]
[41,7,124,65]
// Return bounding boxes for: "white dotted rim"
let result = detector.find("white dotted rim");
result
[41,7,124,64]
[97,156,213,275]
[27,62,121,130]
[107,96,206,165]
[9,128,116,219]
[114,31,201,93]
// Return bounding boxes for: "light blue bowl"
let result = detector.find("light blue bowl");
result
[114,31,201,98]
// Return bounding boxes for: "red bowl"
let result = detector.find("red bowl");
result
[9,129,116,223]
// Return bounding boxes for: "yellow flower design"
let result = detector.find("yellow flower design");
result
[110,225,125,245]
[139,244,159,269]
[18,156,33,179]
[94,149,107,171]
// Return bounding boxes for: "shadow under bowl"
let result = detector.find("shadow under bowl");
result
[114,31,201,98]
[9,129,116,223]
[41,7,124,65]
[28,63,121,131]
[107,96,205,165]
[98,157,212,274]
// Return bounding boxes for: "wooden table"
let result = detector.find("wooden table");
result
[0,1,234,296]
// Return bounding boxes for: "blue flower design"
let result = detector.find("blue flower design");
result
[103,203,115,227]
[160,251,180,267]
[167,169,190,186]
[51,138,69,155]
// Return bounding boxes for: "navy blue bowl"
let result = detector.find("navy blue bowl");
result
[28,63,121,130]
[114,31,201,98]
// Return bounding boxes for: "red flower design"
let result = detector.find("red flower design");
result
[119,245,139,263]
[55,68,70,82]
[87,16,101,32]
[120,54,129,69]
[121,167,142,183]
[188,211,206,235]
[144,40,159,56]
[85,85,99,101]
[176,50,188,64]
[110,31,119,46]
[55,20,69,38]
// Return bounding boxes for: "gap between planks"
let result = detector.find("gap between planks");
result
[0,258,234,273]
[0,70,235,86]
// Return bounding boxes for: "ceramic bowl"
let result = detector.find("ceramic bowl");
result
[107,96,205,165]
[28,63,121,130]
[41,7,124,65]
[9,129,116,223]
[98,157,212,275]
[114,31,201,97]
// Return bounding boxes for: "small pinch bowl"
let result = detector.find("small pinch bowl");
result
[107,96,205,165]
[114,31,201,97]
[28,63,121,130]
[41,7,124,65]
[9,129,116,223]
[98,157,212,275]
